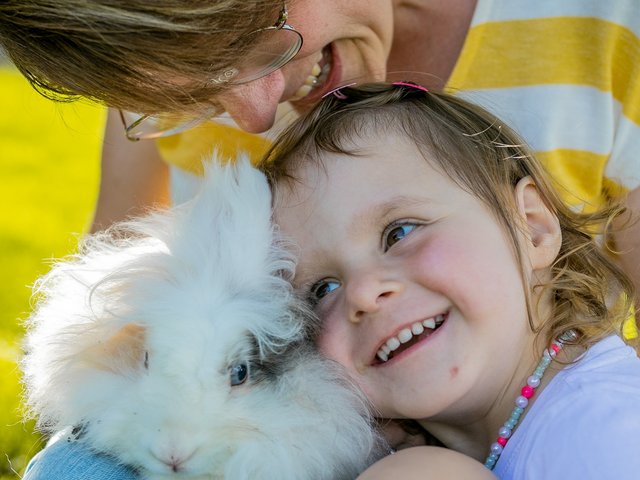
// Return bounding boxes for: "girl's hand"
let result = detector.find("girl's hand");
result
[358,447,497,480]
[381,420,428,451]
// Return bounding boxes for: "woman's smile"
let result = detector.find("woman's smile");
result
[289,44,336,104]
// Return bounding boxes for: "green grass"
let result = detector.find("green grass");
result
[0,66,106,478]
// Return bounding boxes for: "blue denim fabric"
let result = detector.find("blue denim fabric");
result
[24,439,138,480]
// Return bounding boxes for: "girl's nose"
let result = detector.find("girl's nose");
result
[346,272,403,323]
[216,71,286,133]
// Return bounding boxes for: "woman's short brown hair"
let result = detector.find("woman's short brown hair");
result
[0,0,278,114]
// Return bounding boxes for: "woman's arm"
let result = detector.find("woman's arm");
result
[91,108,170,233]
[357,447,496,480]
[613,186,640,309]
[23,439,138,480]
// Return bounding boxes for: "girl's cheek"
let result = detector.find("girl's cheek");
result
[409,236,451,276]
[316,311,350,363]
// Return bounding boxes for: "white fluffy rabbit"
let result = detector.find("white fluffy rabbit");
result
[22,158,387,480]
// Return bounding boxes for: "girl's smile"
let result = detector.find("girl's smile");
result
[373,312,447,364]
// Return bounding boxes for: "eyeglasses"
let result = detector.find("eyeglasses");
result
[120,1,303,141]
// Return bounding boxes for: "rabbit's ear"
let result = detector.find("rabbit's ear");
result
[186,155,275,276]
[80,324,147,376]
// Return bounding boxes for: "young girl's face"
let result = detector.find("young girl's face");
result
[273,133,543,423]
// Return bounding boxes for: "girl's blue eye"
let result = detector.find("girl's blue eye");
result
[310,279,341,302]
[384,223,417,250]
[229,363,248,386]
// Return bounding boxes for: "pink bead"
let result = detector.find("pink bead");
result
[521,385,534,398]
[551,343,560,354]
[497,436,508,447]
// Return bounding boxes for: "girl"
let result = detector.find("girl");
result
[260,83,640,478]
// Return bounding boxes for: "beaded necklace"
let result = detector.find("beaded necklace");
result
[483,330,577,470]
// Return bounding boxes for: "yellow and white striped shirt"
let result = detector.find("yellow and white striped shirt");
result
[160,0,640,212]
[449,0,640,210]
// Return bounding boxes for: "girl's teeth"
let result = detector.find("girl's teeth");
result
[311,63,321,77]
[386,337,401,351]
[411,322,424,335]
[376,314,446,363]
[398,328,413,344]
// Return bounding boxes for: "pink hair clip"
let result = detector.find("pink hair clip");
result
[322,82,358,99]
[392,81,429,93]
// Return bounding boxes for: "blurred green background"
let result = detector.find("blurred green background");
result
[0,63,105,478]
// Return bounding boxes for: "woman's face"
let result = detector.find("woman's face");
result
[216,0,395,132]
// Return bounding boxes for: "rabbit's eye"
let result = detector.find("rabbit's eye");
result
[229,363,248,386]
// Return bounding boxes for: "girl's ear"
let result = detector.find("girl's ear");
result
[514,177,562,270]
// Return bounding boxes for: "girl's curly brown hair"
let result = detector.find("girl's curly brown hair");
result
[260,82,637,351]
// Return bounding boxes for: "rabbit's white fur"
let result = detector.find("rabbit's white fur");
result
[22,157,386,479]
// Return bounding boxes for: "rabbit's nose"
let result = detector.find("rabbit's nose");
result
[169,457,181,473]
[162,455,188,473]
[152,448,197,473]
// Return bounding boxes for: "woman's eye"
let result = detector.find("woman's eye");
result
[384,223,417,250]
[229,363,248,386]
[310,279,341,302]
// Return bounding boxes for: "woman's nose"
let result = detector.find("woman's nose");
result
[216,71,286,133]
[346,272,403,323]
